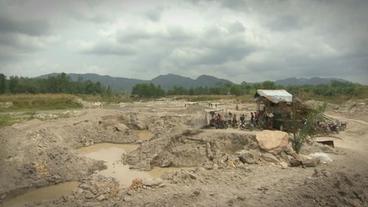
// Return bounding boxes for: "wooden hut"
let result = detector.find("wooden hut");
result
[254,89,294,130]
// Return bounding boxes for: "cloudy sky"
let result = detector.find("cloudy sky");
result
[0,0,367,83]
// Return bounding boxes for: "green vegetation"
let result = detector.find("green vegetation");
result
[0,73,111,95]
[0,72,366,102]
[0,94,82,112]
[139,80,368,101]
[131,83,165,98]
[291,103,327,153]
[0,114,17,127]
[77,94,133,103]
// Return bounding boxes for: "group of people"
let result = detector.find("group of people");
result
[209,111,248,129]
[316,120,347,133]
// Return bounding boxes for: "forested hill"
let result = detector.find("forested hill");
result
[39,73,146,93]
[39,73,233,92]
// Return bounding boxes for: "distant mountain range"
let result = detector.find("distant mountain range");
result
[38,73,351,92]
[39,73,233,92]
[274,77,349,86]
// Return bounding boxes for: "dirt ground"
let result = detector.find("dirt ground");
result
[0,99,367,207]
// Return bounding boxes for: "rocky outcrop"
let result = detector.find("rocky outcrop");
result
[256,130,289,154]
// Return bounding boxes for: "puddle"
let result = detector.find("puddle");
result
[1,181,79,207]
[78,143,177,187]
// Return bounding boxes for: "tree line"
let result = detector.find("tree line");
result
[132,80,368,98]
[1,73,366,99]
[0,73,112,95]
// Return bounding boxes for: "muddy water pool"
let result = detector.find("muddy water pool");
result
[1,182,79,207]
[78,143,178,186]
[2,143,179,207]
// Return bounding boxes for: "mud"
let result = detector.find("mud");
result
[0,99,368,207]
[78,143,181,187]
[1,182,79,207]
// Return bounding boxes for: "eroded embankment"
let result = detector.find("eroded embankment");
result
[0,108,205,203]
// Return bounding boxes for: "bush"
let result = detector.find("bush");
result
[292,103,327,153]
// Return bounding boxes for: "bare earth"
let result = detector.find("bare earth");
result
[0,99,367,207]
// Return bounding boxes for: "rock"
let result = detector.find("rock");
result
[289,158,302,167]
[187,172,197,179]
[279,161,288,169]
[0,193,6,200]
[96,194,106,201]
[193,190,200,196]
[262,153,279,163]
[142,178,163,187]
[203,161,214,170]
[123,196,132,202]
[206,142,214,160]
[160,159,172,167]
[302,158,320,167]
[237,149,259,164]
[76,188,84,195]
[309,152,333,164]
[113,123,128,132]
[84,191,95,199]
[256,130,289,154]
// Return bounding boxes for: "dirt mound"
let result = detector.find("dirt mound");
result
[0,127,105,198]
[123,130,300,170]
[284,170,368,207]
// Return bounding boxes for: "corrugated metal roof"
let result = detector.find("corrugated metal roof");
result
[255,89,293,103]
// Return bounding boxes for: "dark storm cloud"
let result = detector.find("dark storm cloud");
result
[219,0,248,10]
[187,45,254,66]
[0,16,50,62]
[267,15,301,31]
[0,0,367,84]
[0,15,50,36]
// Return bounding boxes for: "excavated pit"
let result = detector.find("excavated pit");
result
[1,99,367,207]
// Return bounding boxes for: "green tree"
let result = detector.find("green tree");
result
[230,85,243,96]
[132,83,165,98]
[9,76,19,93]
[0,74,6,94]
[260,81,276,89]
[292,103,327,153]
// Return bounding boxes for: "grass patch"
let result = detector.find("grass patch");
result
[171,95,233,102]
[0,114,18,127]
[77,94,133,103]
[0,94,82,112]
[170,95,254,103]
